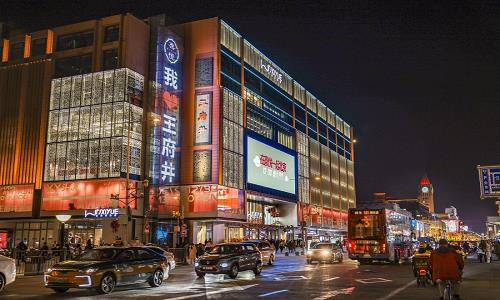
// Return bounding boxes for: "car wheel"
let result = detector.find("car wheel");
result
[195,270,206,277]
[229,264,239,279]
[52,288,69,293]
[149,268,164,287]
[0,274,5,292]
[253,262,263,275]
[268,255,274,266]
[97,273,116,294]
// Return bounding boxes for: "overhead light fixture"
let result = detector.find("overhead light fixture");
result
[55,214,72,223]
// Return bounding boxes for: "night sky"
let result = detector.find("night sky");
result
[2,0,499,231]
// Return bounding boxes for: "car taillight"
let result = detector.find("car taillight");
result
[419,269,427,276]
[381,243,386,253]
[348,241,354,250]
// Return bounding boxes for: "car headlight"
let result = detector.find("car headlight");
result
[194,262,199,267]
[84,267,98,274]
[47,268,53,273]
[322,250,330,256]
[307,250,313,255]
[220,262,229,268]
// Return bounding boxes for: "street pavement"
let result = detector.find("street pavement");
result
[3,253,499,300]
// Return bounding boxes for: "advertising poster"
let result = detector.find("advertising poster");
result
[194,93,211,145]
[245,132,298,199]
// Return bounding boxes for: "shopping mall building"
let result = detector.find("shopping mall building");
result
[0,14,356,249]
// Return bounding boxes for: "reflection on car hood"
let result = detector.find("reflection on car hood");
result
[201,253,238,260]
[52,260,106,270]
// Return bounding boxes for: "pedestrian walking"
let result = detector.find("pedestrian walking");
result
[187,243,197,264]
[477,240,485,263]
[485,240,493,263]
[279,240,284,253]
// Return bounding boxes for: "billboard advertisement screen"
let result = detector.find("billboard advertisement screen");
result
[245,131,297,200]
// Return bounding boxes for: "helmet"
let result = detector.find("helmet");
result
[418,242,427,249]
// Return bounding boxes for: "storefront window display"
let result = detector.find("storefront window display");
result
[13,221,57,250]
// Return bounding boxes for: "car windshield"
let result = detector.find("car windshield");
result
[77,249,119,261]
[313,244,333,250]
[208,245,239,254]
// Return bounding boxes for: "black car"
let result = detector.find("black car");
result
[44,247,168,294]
[194,243,263,279]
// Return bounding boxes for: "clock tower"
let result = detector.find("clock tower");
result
[418,175,434,212]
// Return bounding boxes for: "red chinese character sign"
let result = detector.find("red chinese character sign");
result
[0,184,34,213]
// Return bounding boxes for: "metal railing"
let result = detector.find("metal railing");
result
[9,249,70,275]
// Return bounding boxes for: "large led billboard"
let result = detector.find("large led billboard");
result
[245,131,298,200]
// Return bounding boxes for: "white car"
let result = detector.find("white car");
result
[0,254,16,291]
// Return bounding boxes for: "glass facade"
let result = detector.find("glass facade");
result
[220,20,355,230]
[44,68,144,181]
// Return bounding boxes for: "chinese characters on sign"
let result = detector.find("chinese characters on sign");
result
[246,134,297,196]
[164,67,178,90]
[478,165,500,199]
[195,93,211,144]
[161,114,178,183]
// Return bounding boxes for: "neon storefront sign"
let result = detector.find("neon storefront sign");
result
[84,208,119,218]
[260,59,283,84]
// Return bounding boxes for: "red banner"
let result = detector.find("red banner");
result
[0,184,34,212]
[41,179,137,211]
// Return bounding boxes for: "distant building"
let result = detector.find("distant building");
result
[372,192,431,219]
[445,206,458,219]
[417,175,434,212]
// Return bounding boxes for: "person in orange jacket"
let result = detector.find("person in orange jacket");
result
[430,239,464,300]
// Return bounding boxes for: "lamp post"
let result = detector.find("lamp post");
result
[55,214,72,260]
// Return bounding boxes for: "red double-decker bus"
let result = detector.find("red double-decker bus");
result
[347,208,412,264]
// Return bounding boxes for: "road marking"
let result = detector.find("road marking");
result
[311,287,355,300]
[376,280,414,300]
[163,284,258,300]
[323,276,340,281]
[355,277,392,284]
[274,275,310,281]
[259,290,289,297]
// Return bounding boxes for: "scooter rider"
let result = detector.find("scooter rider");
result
[430,239,464,300]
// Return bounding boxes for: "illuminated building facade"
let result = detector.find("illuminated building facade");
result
[0,14,355,248]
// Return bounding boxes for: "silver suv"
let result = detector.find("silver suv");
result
[243,240,276,265]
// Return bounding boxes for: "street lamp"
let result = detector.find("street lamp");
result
[56,214,72,260]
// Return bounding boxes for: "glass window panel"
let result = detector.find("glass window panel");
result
[99,138,111,177]
[103,70,114,103]
[50,79,61,110]
[44,144,57,181]
[57,110,69,142]
[112,102,124,136]
[78,106,90,140]
[76,140,89,179]
[88,140,100,179]
[60,77,72,109]
[68,108,80,141]
[47,111,59,143]
[82,74,93,106]
[110,137,122,177]
[71,75,82,107]
[90,105,101,139]
[55,143,67,181]
[92,72,103,105]
[101,104,113,137]
[65,142,78,180]
[114,69,125,102]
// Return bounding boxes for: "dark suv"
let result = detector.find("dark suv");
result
[194,243,263,279]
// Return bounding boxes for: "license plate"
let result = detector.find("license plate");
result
[53,278,68,283]
[202,266,214,270]
[363,254,371,258]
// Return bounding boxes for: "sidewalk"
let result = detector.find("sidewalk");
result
[460,260,500,300]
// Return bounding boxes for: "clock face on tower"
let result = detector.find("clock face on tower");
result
[421,186,429,193]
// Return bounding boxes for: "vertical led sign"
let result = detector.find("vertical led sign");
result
[151,27,183,185]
